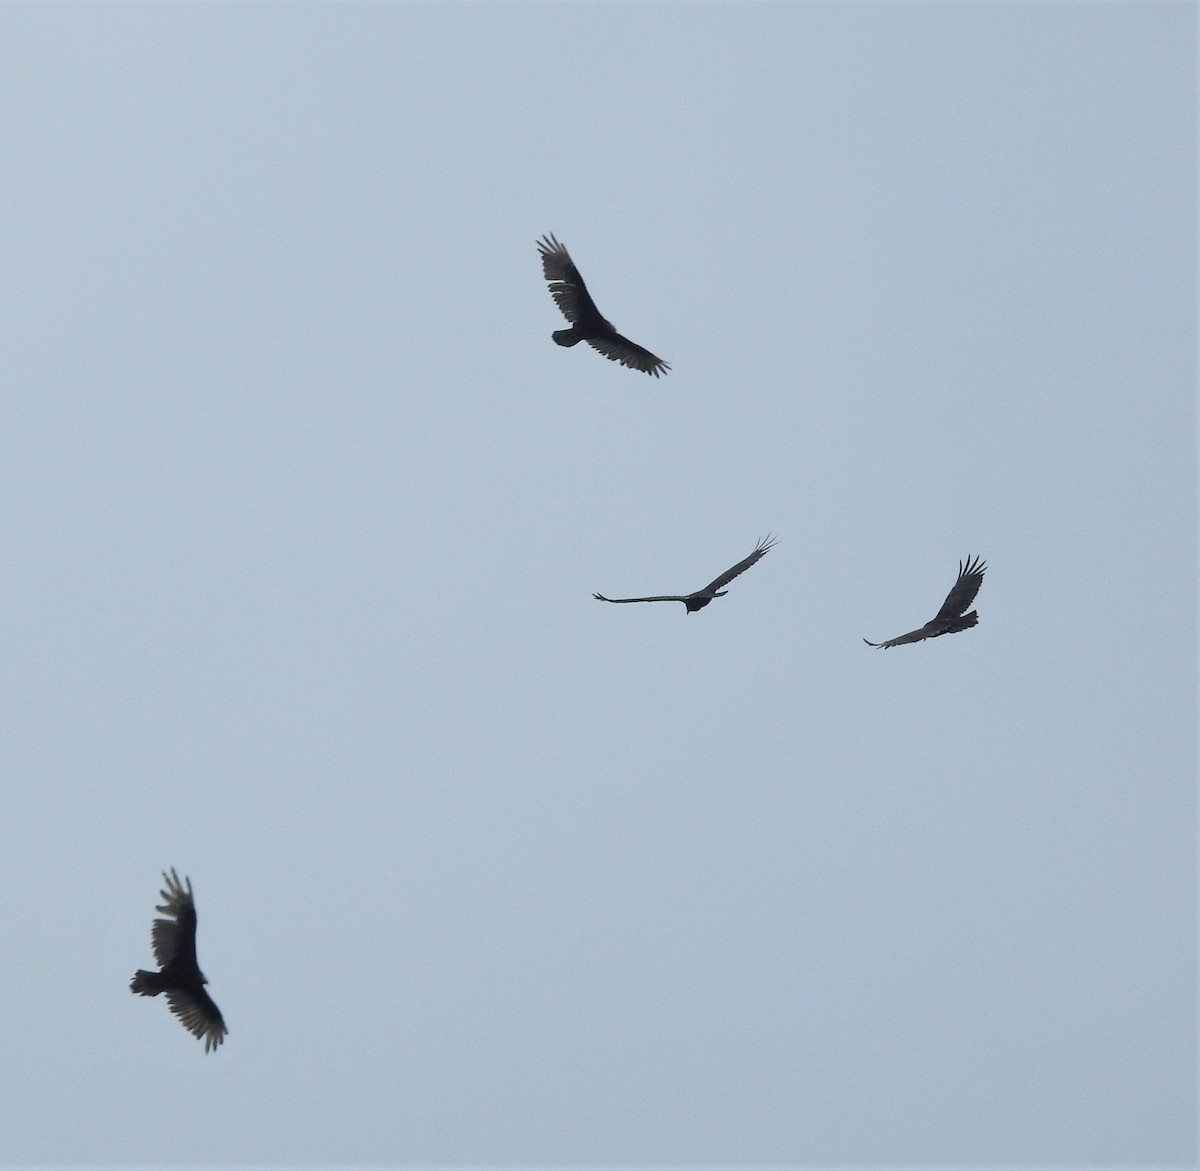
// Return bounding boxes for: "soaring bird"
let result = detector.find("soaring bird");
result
[864,555,987,648]
[537,233,669,377]
[594,536,776,613]
[131,869,227,1052]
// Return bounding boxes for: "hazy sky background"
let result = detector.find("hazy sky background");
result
[0,3,1194,1168]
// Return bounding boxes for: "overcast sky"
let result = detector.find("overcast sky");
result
[0,3,1194,1168]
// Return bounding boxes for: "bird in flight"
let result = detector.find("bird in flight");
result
[864,555,987,648]
[131,868,227,1052]
[594,536,776,613]
[537,233,670,377]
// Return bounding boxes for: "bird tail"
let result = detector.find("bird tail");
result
[552,327,583,348]
[130,969,165,997]
[951,611,979,633]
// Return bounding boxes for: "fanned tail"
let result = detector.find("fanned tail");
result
[130,969,165,997]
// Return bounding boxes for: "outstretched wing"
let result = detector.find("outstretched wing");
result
[584,334,670,378]
[863,627,935,649]
[701,535,777,595]
[164,986,227,1053]
[930,555,986,624]
[537,234,606,328]
[593,593,686,604]
[150,868,199,970]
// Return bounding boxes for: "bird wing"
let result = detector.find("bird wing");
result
[537,234,606,327]
[930,555,986,624]
[700,535,777,594]
[863,626,936,649]
[165,986,227,1053]
[593,593,686,604]
[585,334,670,377]
[150,868,200,970]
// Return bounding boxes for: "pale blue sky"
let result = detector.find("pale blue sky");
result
[0,3,1194,1168]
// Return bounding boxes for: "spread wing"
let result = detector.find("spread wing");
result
[593,593,685,604]
[863,626,936,649]
[583,334,670,378]
[701,535,777,594]
[164,985,227,1053]
[150,868,200,970]
[537,234,605,328]
[930,555,986,623]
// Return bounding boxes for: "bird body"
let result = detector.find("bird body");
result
[131,868,227,1052]
[537,234,669,377]
[594,537,776,612]
[864,555,986,648]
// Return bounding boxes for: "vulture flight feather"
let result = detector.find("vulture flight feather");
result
[131,868,227,1052]
[594,536,776,613]
[864,555,987,648]
[537,233,669,377]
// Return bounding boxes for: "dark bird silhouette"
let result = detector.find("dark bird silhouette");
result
[537,233,669,377]
[864,555,987,648]
[594,536,776,613]
[131,868,227,1052]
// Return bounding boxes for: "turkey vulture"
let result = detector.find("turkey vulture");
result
[594,536,776,613]
[864,555,987,648]
[130,868,227,1052]
[537,233,669,377]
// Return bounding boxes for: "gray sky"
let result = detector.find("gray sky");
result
[0,3,1194,1168]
